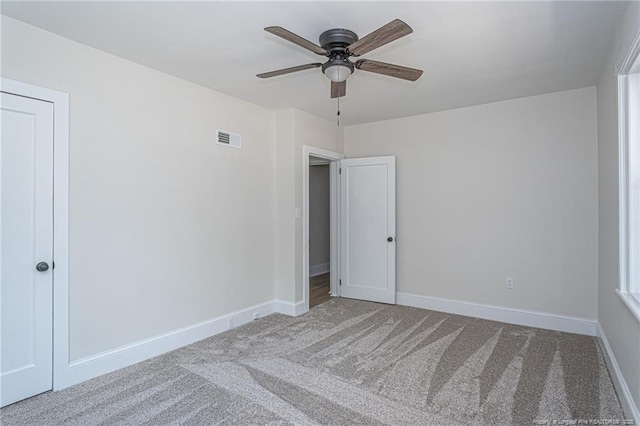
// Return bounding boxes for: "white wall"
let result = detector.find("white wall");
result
[274,109,296,305]
[1,16,276,361]
[345,87,598,320]
[597,1,640,413]
[309,164,330,273]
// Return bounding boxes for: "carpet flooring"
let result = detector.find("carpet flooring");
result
[1,298,627,425]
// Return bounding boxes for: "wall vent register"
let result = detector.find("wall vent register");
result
[217,130,242,148]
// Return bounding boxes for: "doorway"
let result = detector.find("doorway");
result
[309,157,331,308]
[303,146,397,313]
[302,146,343,313]
[1,79,70,406]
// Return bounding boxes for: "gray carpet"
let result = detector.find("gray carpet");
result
[1,298,627,425]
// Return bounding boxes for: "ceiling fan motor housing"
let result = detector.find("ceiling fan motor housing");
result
[319,28,358,75]
[319,29,358,55]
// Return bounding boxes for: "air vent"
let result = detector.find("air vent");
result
[217,129,242,148]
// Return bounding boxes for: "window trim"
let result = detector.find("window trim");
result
[617,28,640,323]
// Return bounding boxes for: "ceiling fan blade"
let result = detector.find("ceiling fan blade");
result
[257,63,322,79]
[347,19,412,56]
[331,81,346,98]
[265,26,327,56]
[355,59,423,81]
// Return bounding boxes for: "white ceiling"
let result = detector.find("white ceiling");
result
[1,1,626,125]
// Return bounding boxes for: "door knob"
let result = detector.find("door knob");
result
[35,262,49,272]
[387,237,394,242]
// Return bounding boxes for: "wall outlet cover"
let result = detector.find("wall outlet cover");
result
[506,277,514,289]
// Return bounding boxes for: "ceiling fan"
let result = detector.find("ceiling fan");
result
[257,19,423,98]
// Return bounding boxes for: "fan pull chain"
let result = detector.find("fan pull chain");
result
[337,97,340,126]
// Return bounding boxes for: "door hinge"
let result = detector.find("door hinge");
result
[339,279,342,286]
[339,168,342,174]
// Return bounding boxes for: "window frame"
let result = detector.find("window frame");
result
[617,29,640,322]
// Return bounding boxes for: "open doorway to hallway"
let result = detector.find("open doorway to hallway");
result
[303,145,343,313]
[309,157,331,308]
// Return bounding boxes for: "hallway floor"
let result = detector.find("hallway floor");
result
[309,273,331,308]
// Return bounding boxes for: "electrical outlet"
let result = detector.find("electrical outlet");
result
[253,312,260,320]
[506,277,514,289]
[228,316,234,329]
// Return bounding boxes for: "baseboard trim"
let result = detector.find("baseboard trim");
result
[309,262,330,277]
[63,300,275,389]
[275,299,306,316]
[597,323,640,423]
[396,292,596,336]
[55,293,599,393]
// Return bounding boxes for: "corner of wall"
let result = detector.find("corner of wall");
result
[274,109,297,303]
[596,0,640,416]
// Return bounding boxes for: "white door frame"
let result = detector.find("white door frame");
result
[1,78,70,391]
[302,145,344,313]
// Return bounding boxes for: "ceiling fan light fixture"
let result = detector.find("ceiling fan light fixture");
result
[322,59,354,83]
[324,65,352,82]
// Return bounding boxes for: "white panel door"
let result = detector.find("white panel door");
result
[340,156,395,304]
[1,92,54,407]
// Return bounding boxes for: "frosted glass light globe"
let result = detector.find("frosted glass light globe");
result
[324,65,352,82]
